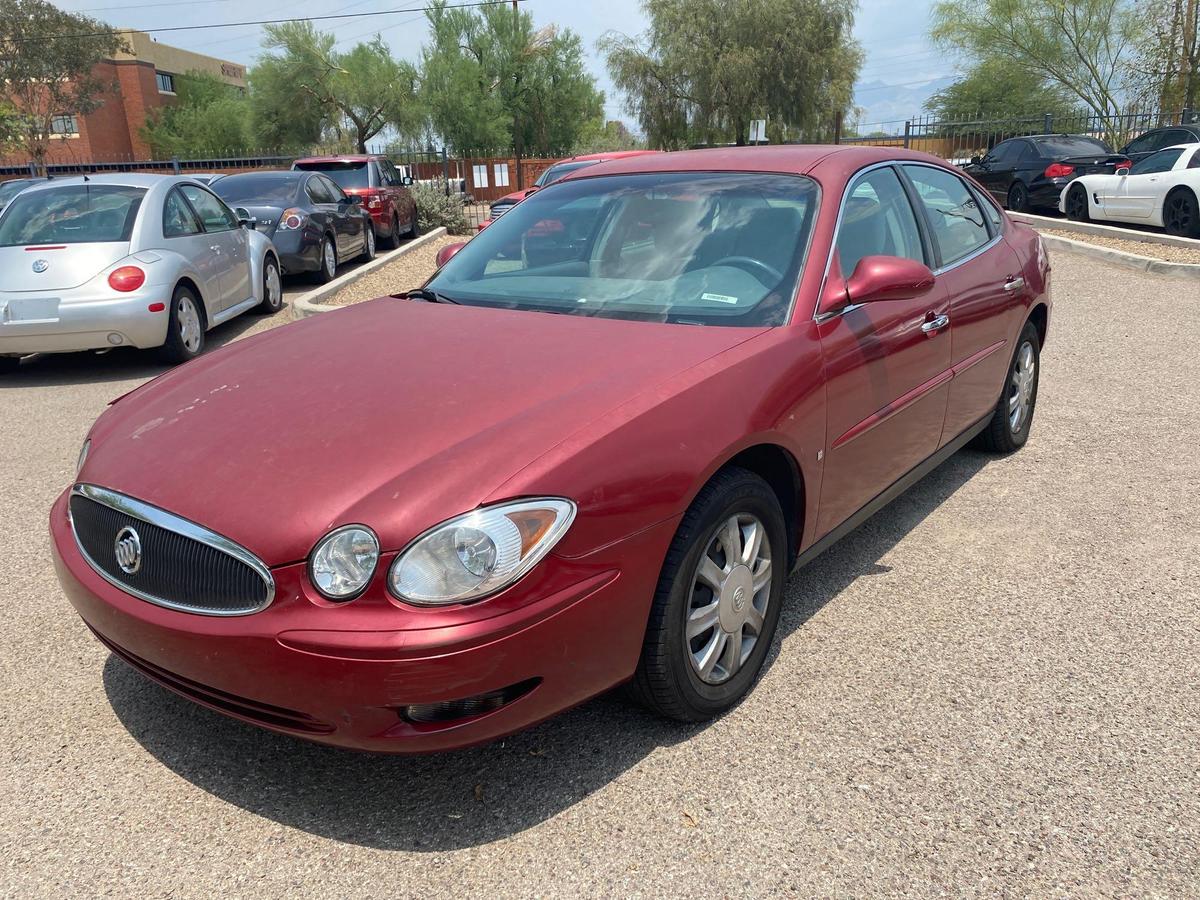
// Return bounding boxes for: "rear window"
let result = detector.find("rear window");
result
[0,184,145,246]
[294,160,372,190]
[1032,136,1112,157]
[212,174,302,204]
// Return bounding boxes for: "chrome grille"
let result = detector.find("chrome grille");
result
[69,484,274,616]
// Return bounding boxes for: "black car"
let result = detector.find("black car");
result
[964,134,1130,213]
[1119,125,1200,165]
[210,171,374,283]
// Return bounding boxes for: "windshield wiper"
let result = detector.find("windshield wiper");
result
[404,287,458,304]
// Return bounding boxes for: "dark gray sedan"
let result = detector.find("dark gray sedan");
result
[211,171,375,282]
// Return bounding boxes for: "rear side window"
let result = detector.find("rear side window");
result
[163,188,202,237]
[836,167,925,276]
[0,184,145,246]
[295,161,371,190]
[1189,149,1200,169]
[902,165,991,266]
[305,176,335,204]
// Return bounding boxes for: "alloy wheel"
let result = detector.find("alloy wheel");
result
[265,262,282,310]
[686,513,772,685]
[366,227,375,257]
[1008,341,1036,432]
[1066,187,1087,220]
[1167,195,1192,234]
[323,240,336,277]
[177,295,202,353]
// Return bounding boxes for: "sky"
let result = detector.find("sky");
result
[56,0,960,140]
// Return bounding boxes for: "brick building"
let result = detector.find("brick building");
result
[1,30,247,168]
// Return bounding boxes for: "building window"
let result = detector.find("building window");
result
[50,115,79,138]
[156,72,175,94]
[493,163,510,187]
[472,164,489,188]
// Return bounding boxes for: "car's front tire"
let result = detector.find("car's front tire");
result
[1163,188,1200,238]
[628,467,786,722]
[975,319,1040,453]
[160,285,205,364]
[256,255,283,314]
[1065,183,1090,222]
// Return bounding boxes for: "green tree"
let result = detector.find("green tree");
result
[258,21,422,152]
[931,0,1144,131]
[141,71,252,158]
[248,56,327,151]
[600,0,862,149]
[0,0,125,170]
[925,56,1075,121]
[572,117,644,154]
[1127,0,1199,111]
[420,1,605,155]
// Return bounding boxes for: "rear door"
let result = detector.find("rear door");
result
[901,163,1024,444]
[179,184,251,309]
[316,175,361,257]
[815,165,951,536]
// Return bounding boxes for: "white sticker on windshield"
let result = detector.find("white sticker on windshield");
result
[700,292,739,304]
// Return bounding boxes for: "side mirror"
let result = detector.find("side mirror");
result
[845,255,936,304]
[1116,166,1131,177]
[435,241,468,269]
[402,175,414,186]
[970,155,982,165]
[234,207,256,229]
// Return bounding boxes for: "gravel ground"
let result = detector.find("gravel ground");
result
[2,251,1198,896]
[1041,228,1200,263]
[323,235,462,306]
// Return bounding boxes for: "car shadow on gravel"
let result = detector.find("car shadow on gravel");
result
[102,448,991,852]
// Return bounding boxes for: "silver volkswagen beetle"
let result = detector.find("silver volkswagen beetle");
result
[0,174,281,372]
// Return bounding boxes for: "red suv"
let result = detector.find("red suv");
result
[292,155,419,248]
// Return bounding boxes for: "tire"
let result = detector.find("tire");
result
[256,255,283,314]
[974,320,1041,453]
[1163,188,1200,238]
[359,221,376,262]
[627,467,787,722]
[1065,183,1090,222]
[381,214,401,250]
[160,285,205,364]
[311,235,337,284]
[1007,182,1030,213]
[405,206,421,239]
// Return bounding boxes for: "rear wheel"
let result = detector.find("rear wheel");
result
[975,320,1040,453]
[405,206,421,239]
[1163,188,1200,238]
[381,214,401,250]
[311,235,337,284]
[256,255,283,314]
[359,222,376,261]
[1065,183,1090,222]
[627,467,786,722]
[160,285,205,364]
[1007,182,1030,213]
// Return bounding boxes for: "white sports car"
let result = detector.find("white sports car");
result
[1059,142,1200,237]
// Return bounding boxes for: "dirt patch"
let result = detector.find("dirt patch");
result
[1041,228,1200,264]
[322,234,463,306]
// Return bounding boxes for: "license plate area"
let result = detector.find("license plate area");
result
[0,297,61,324]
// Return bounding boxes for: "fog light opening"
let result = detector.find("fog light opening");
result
[401,678,541,725]
[106,333,123,345]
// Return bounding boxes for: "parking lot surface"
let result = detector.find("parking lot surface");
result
[2,251,1197,896]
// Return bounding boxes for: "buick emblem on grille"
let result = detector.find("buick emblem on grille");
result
[31,258,49,273]
[114,526,142,575]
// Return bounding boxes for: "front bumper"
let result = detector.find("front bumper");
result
[51,489,675,753]
[0,285,171,356]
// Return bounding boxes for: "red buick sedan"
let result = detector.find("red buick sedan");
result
[51,146,1049,753]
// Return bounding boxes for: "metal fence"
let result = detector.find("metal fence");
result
[840,107,1200,162]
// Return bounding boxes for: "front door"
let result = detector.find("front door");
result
[816,165,952,537]
[1102,148,1186,219]
[179,184,251,310]
[162,187,223,305]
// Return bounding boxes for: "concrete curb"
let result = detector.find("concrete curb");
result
[1010,211,1200,249]
[1038,233,1200,279]
[291,226,448,320]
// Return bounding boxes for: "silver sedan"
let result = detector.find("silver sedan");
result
[0,174,281,371]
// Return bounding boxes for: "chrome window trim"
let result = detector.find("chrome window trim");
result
[69,483,275,616]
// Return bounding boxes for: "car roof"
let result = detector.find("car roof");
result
[558,150,661,163]
[10,173,213,194]
[294,155,379,164]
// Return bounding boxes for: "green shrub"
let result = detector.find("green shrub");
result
[410,179,471,235]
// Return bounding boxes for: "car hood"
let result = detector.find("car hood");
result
[493,189,533,206]
[82,299,766,566]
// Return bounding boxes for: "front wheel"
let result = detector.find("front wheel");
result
[1065,183,1090,222]
[1163,188,1200,238]
[975,320,1040,453]
[256,255,283,314]
[1007,182,1030,213]
[627,467,786,722]
[160,285,205,364]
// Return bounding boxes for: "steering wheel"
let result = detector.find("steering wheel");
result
[712,255,784,285]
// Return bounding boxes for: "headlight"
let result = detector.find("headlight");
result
[389,498,576,606]
[309,525,379,600]
[76,438,91,476]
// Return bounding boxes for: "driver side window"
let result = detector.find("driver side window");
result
[179,184,237,232]
[836,167,925,277]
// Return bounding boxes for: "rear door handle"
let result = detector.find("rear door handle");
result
[1003,276,1025,292]
[921,313,949,334]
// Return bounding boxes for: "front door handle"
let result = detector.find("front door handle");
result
[921,313,949,334]
[1003,276,1025,292]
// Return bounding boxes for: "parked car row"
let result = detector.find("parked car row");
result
[0,154,420,372]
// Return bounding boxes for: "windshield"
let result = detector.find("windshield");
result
[0,184,145,246]
[535,159,600,187]
[1033,136,1112,157]
[294,161,371,190]
[212,174,302,204]
[428,172,818,326]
